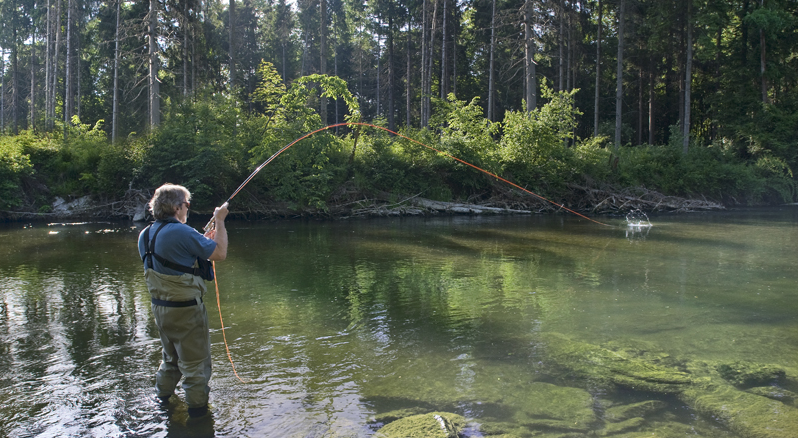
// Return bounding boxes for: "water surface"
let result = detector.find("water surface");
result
[1,209,797,437]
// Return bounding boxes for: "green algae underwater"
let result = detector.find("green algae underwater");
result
[1,209,797,437]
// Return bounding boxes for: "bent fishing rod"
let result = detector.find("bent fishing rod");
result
[205,122,611,383]
[203,122,611,231]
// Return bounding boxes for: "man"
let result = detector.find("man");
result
[138,183,229,418]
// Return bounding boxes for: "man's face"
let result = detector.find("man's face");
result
[177,201,190,223]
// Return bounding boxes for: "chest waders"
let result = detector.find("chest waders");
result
[142,223,213,412]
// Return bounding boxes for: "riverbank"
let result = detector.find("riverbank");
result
[0,184,725,222]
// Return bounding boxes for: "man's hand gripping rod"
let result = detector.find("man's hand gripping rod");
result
[203,202,229,233]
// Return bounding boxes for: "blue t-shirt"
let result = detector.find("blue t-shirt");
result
[138,219,217,276]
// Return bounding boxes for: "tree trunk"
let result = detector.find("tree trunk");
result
[12,6,19,134]
[320,0,327,123]
[388,14,395,130]
[678,7,684,130]
[594,0,601,135]
[229,0,236,89]
[76,2,82,120]
[420,0,427,126]
[525,0,536,111]
[376,32,381,116]
[425,0,438,126]
[452,11,457,97]
[740,0,749,65]
[112,0,120,142]
[357,22,362,99]
[1,47,4,132]
[406,16,411,127]
[183,0,189,97]
[614,0,625,150]
[64,0,73,130]
[149,0,160,127]
[567,9,572,91]
[648,55,655,144]
[558,0,564,92]
[192,20,196,93]
[759,1,767,104]
[334,18,339,129]
[487,0,496,121]
[45,0,52,130]
[682,0,692,155]
[440,0,447,99]
[637,65,643,145]
[31,6,36,132]
[51,0,62,130]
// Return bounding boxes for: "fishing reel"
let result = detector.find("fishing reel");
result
[203,218,216,234]
[203,201,229,234]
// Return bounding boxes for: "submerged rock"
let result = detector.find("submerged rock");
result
[603,400,666,422]
[369,407,430,425]
[539,332,692,394]
[374,412,464,438]
[539,332,798,438]
[598,417,646,436]
[680,370,798,438]
[745,386,797,405]
[509,382,597,433]
[716,361,786,387]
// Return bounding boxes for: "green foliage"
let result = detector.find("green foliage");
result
[251,61,287,124]
[97,137,146,198]
[140,92,244,209]
[498,84,582,196]
[744,7,795,34]
[251,130,347,210]
[295,74,361,123]
[245,70,362,210]
[437,94,500,162]
[612,142,796,205]
[431,94,501,197]
[17,119,111,198]
[571,136,613,183]
[60,118,111,194]
[2,69,794,217]
[352,126,450,201]
[0,133,35,208]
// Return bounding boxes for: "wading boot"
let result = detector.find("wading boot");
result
[187,405,209,418]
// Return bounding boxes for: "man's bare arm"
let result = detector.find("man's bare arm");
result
[207,203,229,261]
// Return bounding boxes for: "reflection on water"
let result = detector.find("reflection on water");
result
[1,210,797,437]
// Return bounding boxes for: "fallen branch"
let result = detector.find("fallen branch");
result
[568,184,724,213]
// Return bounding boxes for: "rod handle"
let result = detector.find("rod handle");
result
[203,202,229,233]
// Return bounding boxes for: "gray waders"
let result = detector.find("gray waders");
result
[145,268,212,409]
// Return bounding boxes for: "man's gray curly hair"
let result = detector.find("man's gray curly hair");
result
[149,183,191,220]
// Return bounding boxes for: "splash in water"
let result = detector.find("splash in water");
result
[625,209,652,228]
[624,209,652,240]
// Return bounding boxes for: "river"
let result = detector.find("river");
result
[1,208,797,437]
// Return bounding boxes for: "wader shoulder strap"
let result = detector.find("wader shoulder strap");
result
[142,223,204,278]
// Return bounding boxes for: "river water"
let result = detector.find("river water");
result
[1,209,797,437]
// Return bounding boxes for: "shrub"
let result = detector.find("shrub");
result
[0,134,35,208]
[97,137,146,197]
[498,84,581,196]
[612,140,796,205]
[245,70,361,210]
[140,93,243,209]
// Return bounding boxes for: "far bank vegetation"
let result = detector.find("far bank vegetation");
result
[1,0,796,219]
